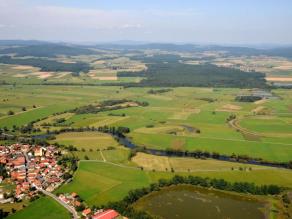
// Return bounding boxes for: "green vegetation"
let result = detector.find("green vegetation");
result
[1,44,292,218]
[0,56,91,74]
[7,197,70,219]
[51,132,119,150]
[119,63,267,88]
[56,161,292,208]
[0,44,96,57]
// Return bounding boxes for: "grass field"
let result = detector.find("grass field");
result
[7,196,70,219]
[56,161,292,207]
[1,85,292,218]
[51,132,120,150]
[1,85,292,162]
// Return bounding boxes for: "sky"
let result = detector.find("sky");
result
[0,0,291,44]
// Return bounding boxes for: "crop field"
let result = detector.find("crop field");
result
[1,85,292,162]
[51,132,120,150]
[0,54,145,85]
[132,152,276,172]
[211,56,292,78]
[1,75,292,219]
[7,197,70,219]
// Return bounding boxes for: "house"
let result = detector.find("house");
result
[12,156,25,168]
[92,209,120,219]
[34,147,43,157]
[71,192,78,198]
[82,208,91,217]
[74,200,81,207]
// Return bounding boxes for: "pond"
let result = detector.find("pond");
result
[134,185,267,219]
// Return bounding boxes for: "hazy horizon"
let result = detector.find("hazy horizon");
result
[0,0,292,45]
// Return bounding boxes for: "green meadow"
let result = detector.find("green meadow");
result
[7,196,70,219]
[1,85,292,218]
[1,85,292,162]
[56,161,292,207]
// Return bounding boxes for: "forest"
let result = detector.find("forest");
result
[0,44,97,57]
[119,62,267,88]
[0,56,91,74]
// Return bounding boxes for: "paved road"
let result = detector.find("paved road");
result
[38,188,79,219]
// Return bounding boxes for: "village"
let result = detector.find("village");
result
[0,143,125,219]
[0,144,64,202]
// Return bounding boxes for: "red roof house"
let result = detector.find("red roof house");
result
[92,209,120,219]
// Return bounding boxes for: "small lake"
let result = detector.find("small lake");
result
[134,185,267,219]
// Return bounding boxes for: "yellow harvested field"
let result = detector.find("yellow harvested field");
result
[90,116,128,127]
[54,72,70,78]
[37,72,53,79]
[266,77,292,82]
[273,65,292,70]
[51,131,119,150]
[217,104,241,112]
[95,76,118,81]
[132,153,270,172]
[254,99,267,105]
[169,108,200,120]
[13,73,27,78]
[135,125,184,135]
[252,106,266,114]
[12,65,36,70]
[29,71,53,79]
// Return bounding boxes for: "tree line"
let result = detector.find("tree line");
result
[71,99,148,114]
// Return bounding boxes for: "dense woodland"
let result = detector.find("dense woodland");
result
[119,62,267,88]
[0,56,91,74]
[0,44,97,57]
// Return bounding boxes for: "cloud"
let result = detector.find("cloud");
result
[0,0,291,44]
[120,24,142,29]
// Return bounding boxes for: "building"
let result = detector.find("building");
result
[92,209,120,219]
[34,147,43,157]
[82,208,91,217]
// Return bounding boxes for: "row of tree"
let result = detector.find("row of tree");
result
[71,99,148,114]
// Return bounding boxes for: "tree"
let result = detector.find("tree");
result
[63,172,72,180]
[84,155,89,160]
[7,110,14,115]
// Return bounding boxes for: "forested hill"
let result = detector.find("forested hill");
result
[93,43,292,58]
[0,44,97,57]
[118,62,267,88]
[0,56,91,74]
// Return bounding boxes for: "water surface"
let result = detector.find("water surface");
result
[134,185,267,219]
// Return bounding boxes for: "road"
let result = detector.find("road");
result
[38,188,79,219]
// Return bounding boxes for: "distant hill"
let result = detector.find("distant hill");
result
[0,40,48,46]
[0,43,97,57]
[0,56,91,74]
[93,43,292,58]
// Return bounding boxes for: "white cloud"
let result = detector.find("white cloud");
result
[0,0,291,44]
